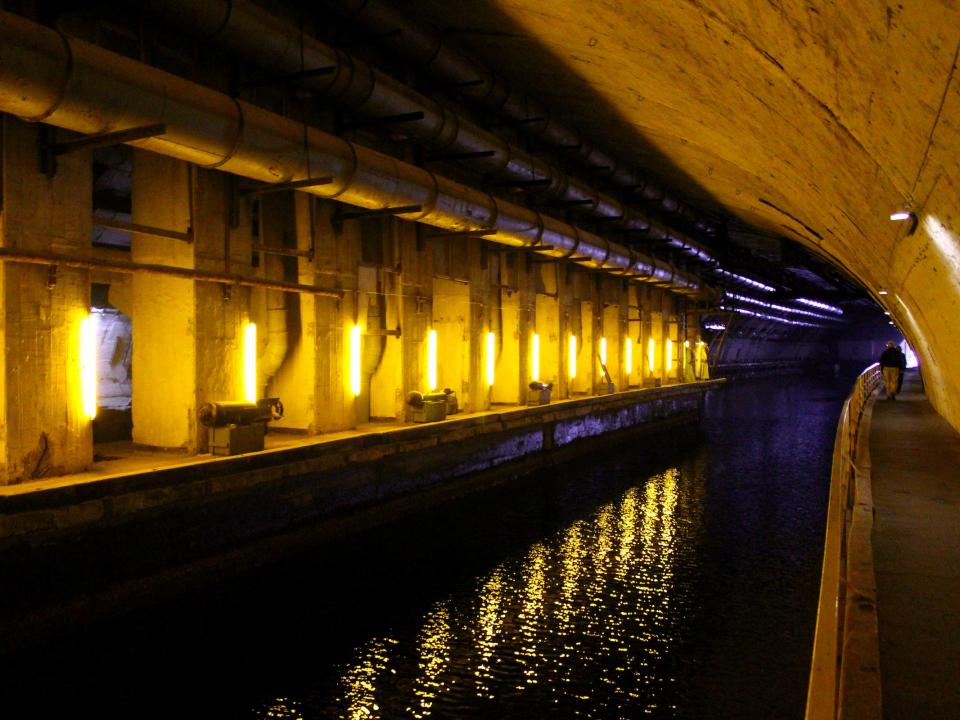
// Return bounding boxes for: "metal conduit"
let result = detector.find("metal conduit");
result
[0,11,702,295]
[136,0,715,265]
[328,0,719,236]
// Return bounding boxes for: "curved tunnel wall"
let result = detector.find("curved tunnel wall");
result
[373,0,960,433]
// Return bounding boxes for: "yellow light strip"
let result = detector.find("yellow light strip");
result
[599,336,607,366]
[531,332,540,381]
[666,338,673,373]
[625,337,632,375]
[568,334,577,380]
[486,331,496,386]
[349,324,362,396]
[79,314,97,419]
[243,322,257,403]
[647,337,656,375]
[427,328,438,391]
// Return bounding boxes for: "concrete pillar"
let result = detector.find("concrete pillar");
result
[131,150,196,450]
[312,203,355,432]
[192,168,245,450]
[1,117,92,483]
[270,193,318,431]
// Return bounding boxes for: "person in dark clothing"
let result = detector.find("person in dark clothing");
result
[879,341,907,399]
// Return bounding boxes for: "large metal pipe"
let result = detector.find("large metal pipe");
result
[136,0,715,264]
[0,11,702,294]
[328,0,719,236]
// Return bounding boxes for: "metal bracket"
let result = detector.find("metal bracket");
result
[333,204,423,232]
[487,116,544,129]
[531,198,595,208]
[340,111,425,132]
[424,149,496,163]
[40,123,167,178]
[486,178,551,189]
[240,66,336,90]
[238,177,333,196]
[93,217,193,243]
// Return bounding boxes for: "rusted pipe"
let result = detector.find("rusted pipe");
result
[328,0,719,236]
[137,0,714,263]
[0,11,702,295]
[0,247,344,297]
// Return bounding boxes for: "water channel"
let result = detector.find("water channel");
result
[3,373,851,719]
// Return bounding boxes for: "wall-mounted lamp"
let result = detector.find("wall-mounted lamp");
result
[427,329,438,391]
[349,324,362,397]
[243,322,257,403]
[568,335,577,380]
[531,333,540,382]
[878,289,889,296]
[890,210,918,235]
[485,332,496,386]
[80,314,98,419]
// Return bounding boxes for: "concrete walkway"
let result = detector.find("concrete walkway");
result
[870,370,960,719]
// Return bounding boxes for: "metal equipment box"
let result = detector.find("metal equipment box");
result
[526,387,552,405]
[407,399,447,423]
[209,423,266,456]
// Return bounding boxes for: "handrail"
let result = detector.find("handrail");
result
[806,363,883,719]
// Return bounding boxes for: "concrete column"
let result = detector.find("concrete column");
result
[192,169,245,450]
[1,117,92,483]
[131,150,196,450]
[270,193,318,431]
[312,204,356,432]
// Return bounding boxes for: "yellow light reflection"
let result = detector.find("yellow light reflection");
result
[531,333,540,381]
[624,337,632,376]
[474,570,505,698]
[666,339,673,373]
[485,331,495,386]
[568,334,577,380]
[647,337,656,376]
[427,329,438,391]
[599,336,607,366]
[243,322,257,403]
[79,314,97,419]
[341,636,394,720]
[517,543,548,686]
[412,604,451,718]
[349,324,362,397]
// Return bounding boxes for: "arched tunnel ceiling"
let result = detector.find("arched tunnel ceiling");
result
[386,0,960,427]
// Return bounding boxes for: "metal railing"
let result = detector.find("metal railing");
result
[806,362,883,719]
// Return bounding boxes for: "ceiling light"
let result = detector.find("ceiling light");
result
[878,289,888,295]
[889,210,918,235]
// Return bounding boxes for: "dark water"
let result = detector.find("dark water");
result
[3,375,849,719]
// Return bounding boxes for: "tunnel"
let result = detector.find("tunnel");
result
[0,1,957,718]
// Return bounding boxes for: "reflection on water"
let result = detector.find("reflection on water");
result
[264,467,701,720]
[3,376,845,720]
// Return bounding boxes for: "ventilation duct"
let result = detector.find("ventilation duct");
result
[0,11,703,295]
[137,0,715,265]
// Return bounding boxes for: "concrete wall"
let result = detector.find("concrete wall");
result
[0,112,704,485]
[1,118,92,482]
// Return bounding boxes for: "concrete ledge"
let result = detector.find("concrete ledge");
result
[0,381,722,640]
[839,394,883,720]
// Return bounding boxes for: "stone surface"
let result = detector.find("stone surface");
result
[871,371,960,719]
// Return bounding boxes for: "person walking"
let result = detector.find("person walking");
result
[879,340,906,399]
